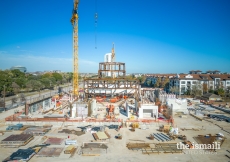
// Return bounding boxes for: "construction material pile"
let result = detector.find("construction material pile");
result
[1,134,34,147]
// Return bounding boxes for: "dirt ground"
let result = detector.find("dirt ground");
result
[0,106,230,162]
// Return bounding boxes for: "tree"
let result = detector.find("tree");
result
[0,99,4,107]
[40,78,52,89]
[66,72,73,83]
[209,86,214,93]
[146,80,152,86]
[11,96,18,104]
[49,77,56,85]
[217,88,225,97]
[56,80,61,86]
[202,83,208,94]
[184,86,191,95]
[62,78,67,84]
[12,82,20,94]
[20,93,26,102]
[170,86,179,94]
[15,78,26,89]
[137,76,144,84]
[26,80,44,91]
[42,73,52,78]
[191,83,203,97]
[25,81,33,92]
[11,69,25,78]
[161,78,169,89]
[52,73,63,82]
[154,78,161,88]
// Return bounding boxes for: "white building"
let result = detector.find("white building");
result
[169,72,230,95]
[104,53,112,62]
[104,53,112,77]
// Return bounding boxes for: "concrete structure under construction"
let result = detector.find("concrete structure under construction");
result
[166,98,188,115]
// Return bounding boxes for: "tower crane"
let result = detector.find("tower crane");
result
[71,0,79,96]
[111,43,115,62]
[111,43,115,78]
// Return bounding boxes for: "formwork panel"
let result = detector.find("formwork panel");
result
[2,134,33,143]
[36,147,64,157]
[44,137,64,145]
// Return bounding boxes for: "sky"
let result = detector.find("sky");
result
[0,0,230,73]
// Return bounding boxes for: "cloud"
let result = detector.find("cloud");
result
[0,51,7,54]
[0,53,98,72]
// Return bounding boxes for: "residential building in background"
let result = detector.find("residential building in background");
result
[145,70,230,96]
[169,71,230,95]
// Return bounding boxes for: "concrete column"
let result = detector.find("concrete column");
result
[135,99,138,112]
[49,98,51,107]
[25,103,29,115]
[42,100,45,110]
[34,104,37,112]
[54,98,57,109]
[126,102,130,118]
[111,90,113,98]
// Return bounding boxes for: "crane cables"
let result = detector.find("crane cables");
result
[95,0,98,49]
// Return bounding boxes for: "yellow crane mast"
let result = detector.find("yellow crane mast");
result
[111,43,115,62]
[71,0,79,96]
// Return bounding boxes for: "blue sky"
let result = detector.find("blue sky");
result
[0,0,229,73]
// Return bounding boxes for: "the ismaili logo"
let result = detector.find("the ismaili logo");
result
[177,142,221,150]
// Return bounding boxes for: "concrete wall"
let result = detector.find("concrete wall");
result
[167,98,188,115]
[139,105,158,119]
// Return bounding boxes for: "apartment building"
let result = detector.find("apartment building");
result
[169,71,230,95]
[145,74,175,88]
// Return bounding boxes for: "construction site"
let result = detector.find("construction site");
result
[0,0,230,162]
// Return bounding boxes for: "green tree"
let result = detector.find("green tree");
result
[62,78,67,84]
[161,78,169,89]
[40,78,52,89]
[49,77,56,85]
[20,93,26,102]
[52,73,63,82]
[170,86,179,94]
[137,75,146,84]
[11,69,25,78]
[191,83,203,97]
[154,78,161,88]
[146,80,152,86]
[42,73,53,78]
[67,72,73,83]
[203,83,208,94]
[12,82,20,94]
[11,97,18,104]
[26,80,44,91]
[25,80,33,92]
[217,88,225,97]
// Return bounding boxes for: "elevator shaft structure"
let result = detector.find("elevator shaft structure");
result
[71,0,79,96]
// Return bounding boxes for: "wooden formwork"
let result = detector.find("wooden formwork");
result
[1,134,34,148]
[36,147,64,157]
[127,143,183,154]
